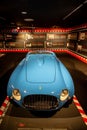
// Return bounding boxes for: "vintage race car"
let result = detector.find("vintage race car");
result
[7,50,74,111]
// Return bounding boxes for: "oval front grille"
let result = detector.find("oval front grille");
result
[23,94,58,110]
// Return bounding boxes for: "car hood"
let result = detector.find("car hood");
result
[26,54,56,83]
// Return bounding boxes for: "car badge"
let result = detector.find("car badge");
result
[39,86,42,90]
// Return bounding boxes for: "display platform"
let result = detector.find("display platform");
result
[0,100,87,130]
[0,50,87,130]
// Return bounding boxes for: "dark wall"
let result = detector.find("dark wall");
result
[67,30,87,53]
[0,29,67,49]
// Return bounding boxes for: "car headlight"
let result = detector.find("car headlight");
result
[60,89,69,101]
[12,89,21,101]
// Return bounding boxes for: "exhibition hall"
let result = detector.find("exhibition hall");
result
[0,0,87,130]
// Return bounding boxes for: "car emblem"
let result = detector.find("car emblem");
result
[39,86,42,90]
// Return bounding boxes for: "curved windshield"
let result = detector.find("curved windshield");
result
[29,50,54,55]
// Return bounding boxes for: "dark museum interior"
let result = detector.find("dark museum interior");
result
[0,0,87,130]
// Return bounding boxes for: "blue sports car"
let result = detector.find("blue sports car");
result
[7,50,74,111]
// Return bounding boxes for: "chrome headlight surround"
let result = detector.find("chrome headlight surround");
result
[12,89,21,101]
[60,89,69,101]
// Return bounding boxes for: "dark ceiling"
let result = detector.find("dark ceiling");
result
[0,0,87,28]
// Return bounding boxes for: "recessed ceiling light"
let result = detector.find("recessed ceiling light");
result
[21,11,27,14]
[24,18,34,22]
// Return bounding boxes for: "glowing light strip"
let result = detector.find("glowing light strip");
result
[66,50,87,64]
[63,4,83,20]
[0,48,87,64]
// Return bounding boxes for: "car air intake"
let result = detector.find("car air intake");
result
[23,94,58,110]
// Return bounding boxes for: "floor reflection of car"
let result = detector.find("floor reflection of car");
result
[7,50,74,111]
